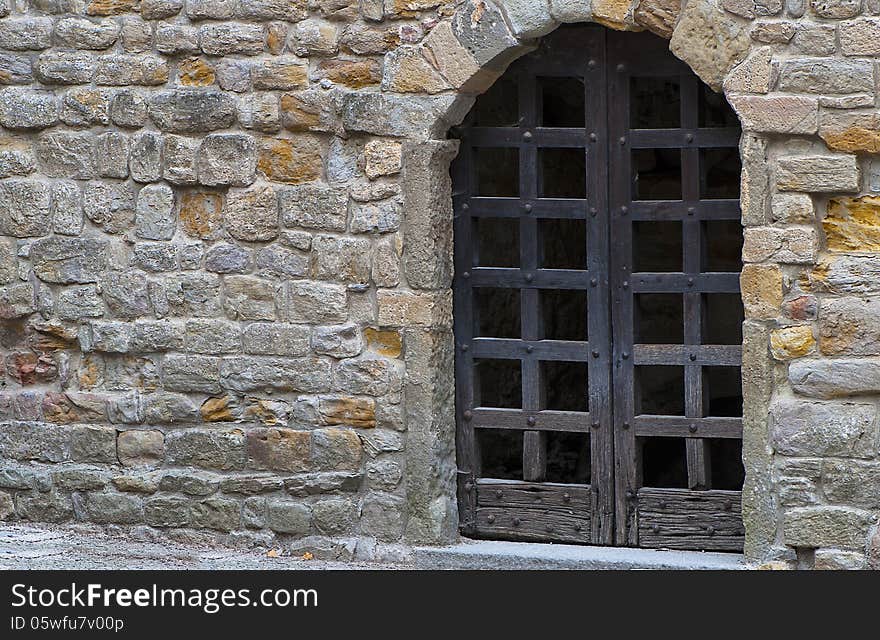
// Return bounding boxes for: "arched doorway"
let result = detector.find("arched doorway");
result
[451,25,745,551]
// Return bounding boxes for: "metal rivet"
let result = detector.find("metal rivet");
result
[622,422,630,430]
[546,525,554,533]
[462,271,470,279]
[689,423,698,434]
[687,277,694,287]
[513,517,521,526]
[487,514,495,524]
[525,345,534,353]
[590,207,598,217]
[527,416,536,427]
[496,490,503,499]
[652,524,660,534]
[689,353,697,361]
[622,352,629,359]
[463,410,472,421]
[563,493,571,502]
[574,524,582,532]
[462,203,469,211]
[461,344,469,352]
[619,136,626,145]
[591,421,600,430]
[616,63,625,73]
[706,525,716,536]
[626,489,636,499]
[686,133,694,143]
[592,349,600,358]
[620,206,628,215]
[622,280,629,289]
[590,277,598,287]
[589,132,597,142]
[523,131,533,141]
[523,202,533,213]
[687,206,696,216]
[464,482,473,491]
[525,273,534,283]
[588,59,596,68]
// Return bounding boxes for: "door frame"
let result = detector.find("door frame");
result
[451,24,745,551]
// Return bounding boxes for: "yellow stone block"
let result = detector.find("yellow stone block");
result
[770,325,815,360]
[824,196,880,252]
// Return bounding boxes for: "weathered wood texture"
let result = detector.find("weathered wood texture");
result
[637,488,744,551]
[475,481,592,544]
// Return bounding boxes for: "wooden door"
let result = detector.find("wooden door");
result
[452,25,745,551]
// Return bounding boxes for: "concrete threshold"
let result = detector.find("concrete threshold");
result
[414,539,746,570]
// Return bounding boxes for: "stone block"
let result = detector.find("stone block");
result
[247,427,311,472]
[118,429,165,467]
[776,155,859,192]
[267,500,311,534]
[729,95,816,134]
[783,506,874,549]
[770,398,877,458]
[165,429,247,471]
[220,356,331,393]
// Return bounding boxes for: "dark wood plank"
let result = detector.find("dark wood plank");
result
[474,506,590,544]
[523,430,548,482]
[628,127,740,149]
[472,338,591,362]
[632,344,742,366]
[477,479,591,508]
[632,415,742,438]
[637,487,744,551]
[472,407,590,433]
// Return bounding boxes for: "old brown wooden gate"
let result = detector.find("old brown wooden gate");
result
[452,25,746,551]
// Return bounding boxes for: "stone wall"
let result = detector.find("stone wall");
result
[0,0,879,567]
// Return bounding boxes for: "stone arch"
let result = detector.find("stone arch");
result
[397,0,777,562]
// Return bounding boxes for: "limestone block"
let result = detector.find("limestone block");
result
[776,155,859,192]
[770,398,877,458]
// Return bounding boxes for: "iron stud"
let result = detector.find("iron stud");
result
[591,421,600,429]
[592,349,600,358]
[496,490,503,499]
[589,132,597,142]
[590,277,598,287]
[523,202,533,213]
[689,423,698,434]
[463,410,472,421]
[652,525,660,534]
[523,131,533,141]
[689,353,697,361]
[622,421,630,430]
[487,514,496,524]
[527,416,536,427]
[513,517,521,527]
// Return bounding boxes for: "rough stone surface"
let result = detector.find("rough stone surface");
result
[0,0,876,570]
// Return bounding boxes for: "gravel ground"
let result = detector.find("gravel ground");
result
[0,523,409,570]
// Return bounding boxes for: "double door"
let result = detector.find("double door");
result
[452,26,745,550]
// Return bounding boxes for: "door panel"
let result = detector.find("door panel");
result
[452,25,744,551]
